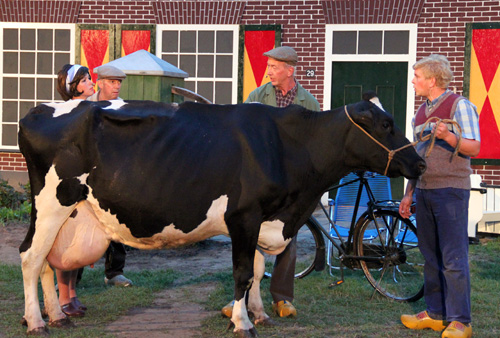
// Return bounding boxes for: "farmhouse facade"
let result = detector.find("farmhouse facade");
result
[0,0,499,187]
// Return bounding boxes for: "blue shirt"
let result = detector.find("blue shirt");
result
[412,90,481,142]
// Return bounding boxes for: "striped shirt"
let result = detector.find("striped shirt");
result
[412,90,481,142]
[275,81,298,107]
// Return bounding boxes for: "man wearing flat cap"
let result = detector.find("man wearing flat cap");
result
[245,46,320,110]
[88,64,126,101]
[221,46,320,320]
[86,64,133,288]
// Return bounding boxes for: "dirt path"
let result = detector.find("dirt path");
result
[106,283,220,338]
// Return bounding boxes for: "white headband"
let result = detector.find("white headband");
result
[65,65,82,94]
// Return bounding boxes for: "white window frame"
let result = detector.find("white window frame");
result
[324,23,418,140]
[156,24,239,104]
[0,22,75,151]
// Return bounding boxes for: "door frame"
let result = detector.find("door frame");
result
[324,23,418,141]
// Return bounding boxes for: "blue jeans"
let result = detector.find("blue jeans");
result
[416,187,471,324]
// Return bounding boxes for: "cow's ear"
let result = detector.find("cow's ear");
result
[350,108,374,130]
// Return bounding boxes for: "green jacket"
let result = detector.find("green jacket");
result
[245,81,320,111]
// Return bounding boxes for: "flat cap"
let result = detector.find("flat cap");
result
[95,65,127,80]
[263,46,298,65]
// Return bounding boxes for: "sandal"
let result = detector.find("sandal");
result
[61,302,85,317]
[71,297,87,311]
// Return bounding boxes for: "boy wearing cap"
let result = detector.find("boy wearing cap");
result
[88,64,126,101]
[222,46,320,319]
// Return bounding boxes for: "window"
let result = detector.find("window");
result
[156,25,239,104]
[0,23,75,149]
[332,30,409,55]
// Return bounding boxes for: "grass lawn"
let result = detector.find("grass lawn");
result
[1,237,499,337]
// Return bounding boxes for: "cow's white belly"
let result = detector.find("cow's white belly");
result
[86,192,231,250]
[257,220,290,255]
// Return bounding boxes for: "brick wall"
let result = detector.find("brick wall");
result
[78,0,156,24]
[0,0,81,23]
[241,0,325,104]
[323,0,425,24]
[154,0,246,24]
[471,164,498,185]
[0,153,27,172]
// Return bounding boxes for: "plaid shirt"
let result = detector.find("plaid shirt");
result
[412,90,481,141]
[275,81,298,107]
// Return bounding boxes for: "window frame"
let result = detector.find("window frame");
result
[0,22,75,151]
[156,24,239,104]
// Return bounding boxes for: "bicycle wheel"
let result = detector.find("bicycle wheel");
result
[263,217,324,279]
[354,209,424,302]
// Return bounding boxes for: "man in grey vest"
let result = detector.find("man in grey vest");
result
[399,54,480,338]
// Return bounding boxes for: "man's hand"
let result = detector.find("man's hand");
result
[432,122,480,157]
[432,121,452,140]
[399,195,413,219]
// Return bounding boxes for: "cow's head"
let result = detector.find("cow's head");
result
[343,92,426,179]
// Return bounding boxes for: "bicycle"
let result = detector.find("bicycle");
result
[264,171,424,302]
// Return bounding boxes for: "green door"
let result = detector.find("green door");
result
[331,62,408,199]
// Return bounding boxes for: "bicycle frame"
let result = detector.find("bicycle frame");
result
[265,170,424,301]
[312,172,394,283]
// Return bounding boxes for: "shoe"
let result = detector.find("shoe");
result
[61,302,85,317]
[221,300,234,318]
[401,310,447,331]
[272,300,297,318]
[442,321,472,338]
[71,297,87,311]
[104,275,133,287]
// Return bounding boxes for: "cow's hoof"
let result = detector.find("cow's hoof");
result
[255,317,279,327]
[20,316,27,327]
[48,317,75,328]
[27,326,49,336]
[234,327,258,338]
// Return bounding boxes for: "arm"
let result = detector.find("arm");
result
[399,179,416,219]
[434,123,480,157]
[433,98,481,157]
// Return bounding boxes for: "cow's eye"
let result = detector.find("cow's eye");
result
[383,121,391,130]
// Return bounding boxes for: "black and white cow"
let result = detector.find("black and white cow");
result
[18,96,425,337]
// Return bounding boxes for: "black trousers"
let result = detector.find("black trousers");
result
[269,236,297,303]
[104,241,127,279]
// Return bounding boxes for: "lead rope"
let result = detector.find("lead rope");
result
[416,116,463,159]
[343,106,463,175]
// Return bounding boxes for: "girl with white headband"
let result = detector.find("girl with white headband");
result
[57,64,94,101]
[53,64,95,318]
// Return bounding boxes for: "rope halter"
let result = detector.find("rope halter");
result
[344,106,464,176]
[344,106,415,176]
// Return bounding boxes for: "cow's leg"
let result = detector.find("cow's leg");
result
[248,249,275,326]
[21,249,48,335]
[228,216,260,337]
[39,261,73,328]
[21,210,76,334]
[22,166,85,334]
